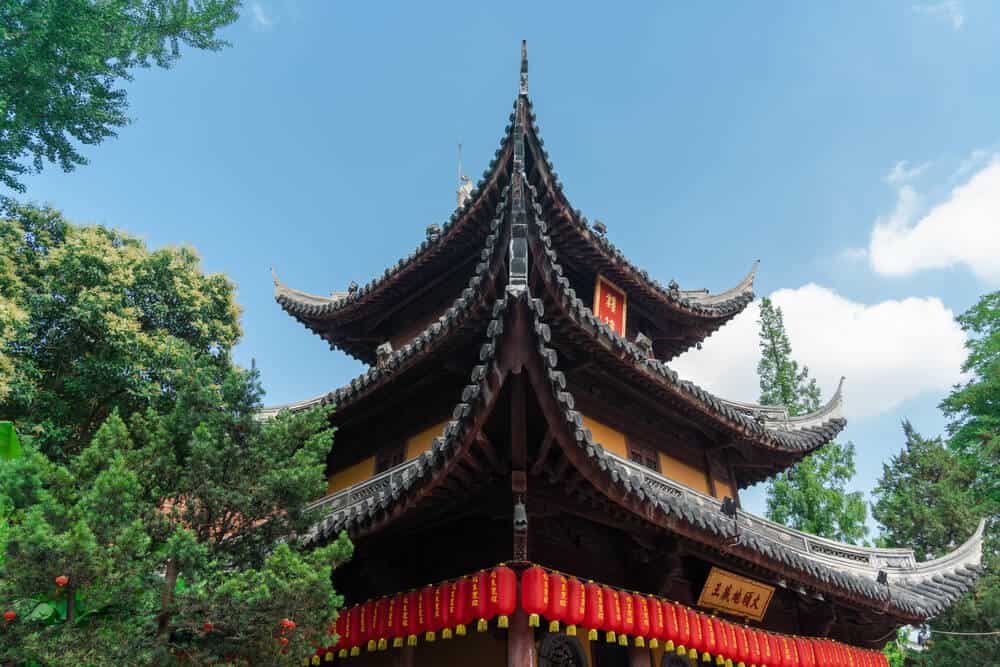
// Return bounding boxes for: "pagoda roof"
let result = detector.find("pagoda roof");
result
[269,43,983,637]
[274,60,757,364]
[295,290,983,629]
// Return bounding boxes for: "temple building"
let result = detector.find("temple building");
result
[267,43,984,667]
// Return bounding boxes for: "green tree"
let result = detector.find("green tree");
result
[873,290,1000,666]
[757,297,868,543]
[0,205,352,665]
[0,203,242,459]
[1,0,240,193]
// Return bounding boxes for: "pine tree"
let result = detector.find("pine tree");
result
[757,298,868,544]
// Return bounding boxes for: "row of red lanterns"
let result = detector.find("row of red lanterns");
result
[307,565,888,667]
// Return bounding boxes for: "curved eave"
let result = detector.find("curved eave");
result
[521,98,756,329]
[272,122,515,327]
[525,180,846,461]
[261,192,510,422]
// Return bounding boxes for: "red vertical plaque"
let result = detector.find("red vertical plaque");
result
[593,274,627,337]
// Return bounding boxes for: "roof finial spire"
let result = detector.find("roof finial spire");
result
[456,142,472,208]
[519,40,528,96]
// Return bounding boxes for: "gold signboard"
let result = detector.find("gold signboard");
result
[696,567,774,622]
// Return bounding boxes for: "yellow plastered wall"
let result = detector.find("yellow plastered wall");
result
[581,414,713,496]
[658,452,710,495]
[581,415,629,459]
[326,456,375,495]
[714,479,735,500]
[406,421,449,459]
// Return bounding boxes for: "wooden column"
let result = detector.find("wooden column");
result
[507,608,536,667]
[628,646,652,667]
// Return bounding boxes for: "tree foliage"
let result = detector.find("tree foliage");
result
[873,290,1000,665]
[0,205,351,665]
[757,297,868,544]
[0,202,241,459]
[0,0,240,192]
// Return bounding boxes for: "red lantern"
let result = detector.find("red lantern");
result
[619,591,635,646]
[678,604,694,656]
[633,594,651,648]
[767,633,785,667]
[346,605,361,657]
[712,617,730,665]
[402,590,420,646]
[725,623,740,666]
[687,609,704,661]
[647,597,665,650]
[450,577,472,637]
[747,628,762,667]
[373,597,389,650]
[469,571,489,632]
[782,636,800,667]
[565,577,585,637]
[386,594,403,649]
[756,629,774,667]
[602,586,622,643]
[490,565,517,629]
[434,582,452,640]
[699,613,718,663]
[333,612,346,657]
[419,586,436,642]
[735,626,751,667]
[358,600,372,653]
[660,601,677,652]
[521,566,549,629]
[796,637,815,667]
[548,571,569,633]
[583,582,605,641]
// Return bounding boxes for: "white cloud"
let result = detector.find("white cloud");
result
[885,160,930,186]
[868,155,1000,284]
[913,1,965,30]
[251,2,275,30]
[670,285,966,420]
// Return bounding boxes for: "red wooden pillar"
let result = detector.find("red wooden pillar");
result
[508,608,536,667]
[628,646,652,667]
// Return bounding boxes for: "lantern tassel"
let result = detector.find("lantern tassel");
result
[442,628,453,640]
[498,615,509,629]
[548,620,560,633]
[392,638,403,648]
[407,634,418,647]
[378,639,388,651]
[635,637,645,648]
[738,663,746,667]
[677,644,687,657]
[338,649,347,659]
[588,629,598,641]
[618,634,628,647]
[477,618,488,632]
[312,656,321,666]
[649,639,659,649]
[716,656,726,666]
[566,624,577,637]
[350,647,360,657]
[690,648,699,660]
[425,631,436,642]
[702,652,711,663]
[456,624,467,637]
[606,631,616,643]
[528,613,540,628]
[367,640,376,652]
[325,653,335,662]
[726,660,733,667]
[665,640,675,652]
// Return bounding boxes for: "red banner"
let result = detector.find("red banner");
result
[593,274,627,337]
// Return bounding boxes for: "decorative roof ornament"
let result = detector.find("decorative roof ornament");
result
[348,281,359,295]
[375,342,393,368]
[426,223,441,241]
[592,219,607,236]
[456,143,473,208]
[519,39,528,96]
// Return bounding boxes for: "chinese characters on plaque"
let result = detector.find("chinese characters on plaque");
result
[592,274,627,338]
[695,567,774,622]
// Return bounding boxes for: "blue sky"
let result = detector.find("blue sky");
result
[8,1,1000,525]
